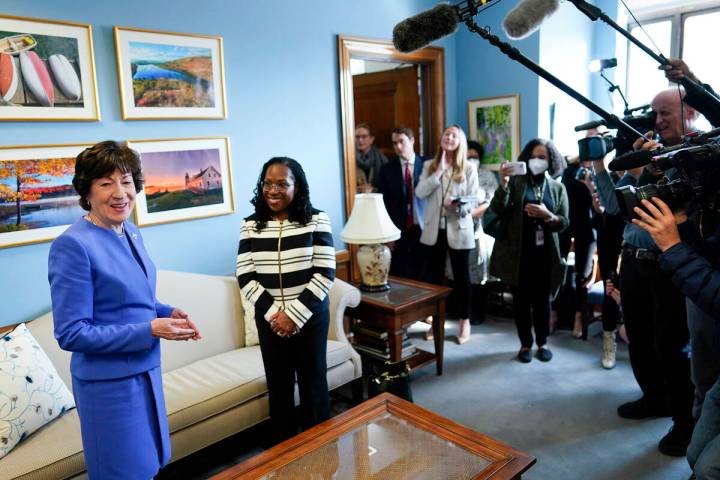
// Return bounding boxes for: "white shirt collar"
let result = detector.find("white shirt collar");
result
[401,154,416,167]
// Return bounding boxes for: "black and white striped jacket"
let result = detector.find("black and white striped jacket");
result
[236,210,335,329]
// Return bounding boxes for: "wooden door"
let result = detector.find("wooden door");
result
[353,66,420,159]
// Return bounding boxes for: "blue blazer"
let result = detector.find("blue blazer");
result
[48,219,173,381]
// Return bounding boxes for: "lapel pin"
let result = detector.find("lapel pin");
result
[132,233,138,240]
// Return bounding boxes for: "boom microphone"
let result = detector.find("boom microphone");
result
[608,149,653,171]
[393,4,460,53]
[574,119,606,132]
[503,0,560,40]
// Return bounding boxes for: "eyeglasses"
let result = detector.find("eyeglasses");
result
[261,181,294,192]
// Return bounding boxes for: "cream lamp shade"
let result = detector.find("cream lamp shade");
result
[341,193,401,292]
[341,193,400,244]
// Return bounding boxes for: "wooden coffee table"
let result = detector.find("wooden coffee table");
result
[211,393,535,479]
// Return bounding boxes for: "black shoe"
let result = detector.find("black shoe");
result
[517,349,532,363]
[658,424,694,457]
[536,347,553,362]
[617,397,671,419]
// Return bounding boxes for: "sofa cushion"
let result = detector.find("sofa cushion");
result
[240,291,259,347]
[0,324,76,460]
[0,398,83,480]
[163,347,268,432]
[326,339,354,370]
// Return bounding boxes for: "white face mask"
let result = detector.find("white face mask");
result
[527,158,549,176]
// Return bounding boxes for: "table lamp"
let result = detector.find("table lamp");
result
[341,193,401,292]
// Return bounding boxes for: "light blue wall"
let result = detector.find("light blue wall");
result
[0,0,457,327]
[454,2,542,148]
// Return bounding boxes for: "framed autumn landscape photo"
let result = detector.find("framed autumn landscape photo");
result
[129,137,234,227]
[0,143,90,248]
[114,26,227,120]
[0,14,100,121]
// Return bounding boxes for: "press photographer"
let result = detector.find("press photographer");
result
[632,196,720,480]
[591,87,697,457]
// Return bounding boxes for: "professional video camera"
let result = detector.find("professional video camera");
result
[610,130,720,219]
[576,105,657,161]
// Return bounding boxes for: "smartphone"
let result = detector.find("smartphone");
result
[505,161,527,176]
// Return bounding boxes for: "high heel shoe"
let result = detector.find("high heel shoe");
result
[457,319,471,345]
[572,316,583,339]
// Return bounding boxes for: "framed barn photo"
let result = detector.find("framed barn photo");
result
[129,137,234,227]
[467,94,520,171]
[0,14,100,121]
[0,142,91,248]
[114,26,227,120]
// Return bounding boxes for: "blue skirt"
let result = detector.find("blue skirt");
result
[72,366,170,479]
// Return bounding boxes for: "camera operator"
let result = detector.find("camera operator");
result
[592,87,698,456]
[632,196,720,480]
[661,58,720,128]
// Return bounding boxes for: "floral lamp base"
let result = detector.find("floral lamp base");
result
[357,243,392,292]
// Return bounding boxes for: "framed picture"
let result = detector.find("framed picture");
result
[114,26,227,120]
[129,137,234,226]
[0,15,100,121]
[467,94,520,170]
[0,143,90,248]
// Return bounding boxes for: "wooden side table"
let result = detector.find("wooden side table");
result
[346,276,451,375]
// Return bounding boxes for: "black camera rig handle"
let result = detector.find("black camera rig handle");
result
[462,18,644,142]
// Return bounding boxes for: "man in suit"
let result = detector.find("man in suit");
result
[374,126,426,279]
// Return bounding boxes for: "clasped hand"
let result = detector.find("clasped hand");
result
[270,310,298,338]
[152,308,202,341]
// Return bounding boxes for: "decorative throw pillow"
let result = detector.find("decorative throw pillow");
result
[0,323,75,459]
[240,291,259,347]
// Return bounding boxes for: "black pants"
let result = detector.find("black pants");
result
[559,233,596,315]
[256,308,330,444]
[596,214,623,331]
[512,243,552,349]
[620,251,694,427]
[423,229,471,318]
[390,224,422,280]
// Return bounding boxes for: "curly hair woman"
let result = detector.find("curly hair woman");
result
[235,157,335,444]
[489,138,569,363]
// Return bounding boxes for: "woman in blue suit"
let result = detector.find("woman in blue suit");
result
[48,141,201,479]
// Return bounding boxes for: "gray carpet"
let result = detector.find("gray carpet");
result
[407,316,693,480]
[159,315,694,479]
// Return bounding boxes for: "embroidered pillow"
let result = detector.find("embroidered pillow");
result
[240,292,259,347]
[0,323,75,459]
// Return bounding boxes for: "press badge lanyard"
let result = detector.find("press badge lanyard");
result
[531,178,547,247]
[439,170,452,230]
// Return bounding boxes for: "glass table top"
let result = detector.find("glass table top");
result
[363,281,432,306]
[260,412,491,479]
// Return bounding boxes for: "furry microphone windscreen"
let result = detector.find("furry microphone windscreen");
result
[502,0,560,40]
[393,4,460,53]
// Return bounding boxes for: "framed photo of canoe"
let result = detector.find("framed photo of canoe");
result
[0,142,91,248]
[467,94,520,171]
[0,15,100,121]
[128,137,234,227]
[114,27,227,120]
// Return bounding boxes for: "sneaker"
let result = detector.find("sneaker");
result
[658,424,694,457]
[602,331,617,369]
[517,348,532,363]
[617,397,671,419]
[536,347,553,362]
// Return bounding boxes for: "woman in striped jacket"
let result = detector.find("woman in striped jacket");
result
[236,157,335,444]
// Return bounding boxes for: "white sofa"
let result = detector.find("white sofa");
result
[1,270,362,480]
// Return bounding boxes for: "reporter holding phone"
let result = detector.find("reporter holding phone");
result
[416,124,479,344]
[488,138,569,363]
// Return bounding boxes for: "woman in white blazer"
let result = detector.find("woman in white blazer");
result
[416,124,479,344]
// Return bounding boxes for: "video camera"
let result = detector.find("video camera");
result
[576,105,657,161]
[611,130,720,219]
